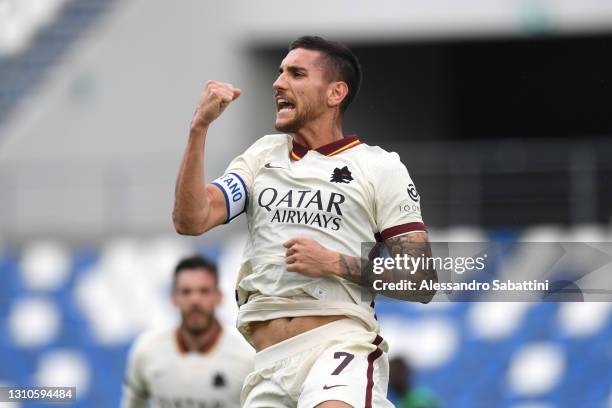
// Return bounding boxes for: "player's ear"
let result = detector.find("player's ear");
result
[327,81,349,109]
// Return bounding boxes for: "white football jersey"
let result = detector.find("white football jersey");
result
[215,134,425,345]
[121,324,253,408]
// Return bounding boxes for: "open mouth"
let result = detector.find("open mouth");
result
[276,98,295,113]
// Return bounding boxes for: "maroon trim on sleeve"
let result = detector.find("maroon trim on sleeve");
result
[380,222,426,240]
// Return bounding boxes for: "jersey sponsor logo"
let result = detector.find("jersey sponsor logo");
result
[399,202,421,215]
[257,188,345,231]
[407,183,420,201]
[330,166,353,183]
[264,162,285,169]
[323,384,348,390]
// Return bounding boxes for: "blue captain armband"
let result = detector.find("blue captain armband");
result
[211,172,248,223]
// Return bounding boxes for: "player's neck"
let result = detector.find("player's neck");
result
[179,319,221,352]
[293,113,344,150]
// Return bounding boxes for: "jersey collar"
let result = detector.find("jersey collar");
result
[176,319,222,354]
[290,134,361,161]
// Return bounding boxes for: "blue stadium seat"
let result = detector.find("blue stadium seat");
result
[0,236,610,407]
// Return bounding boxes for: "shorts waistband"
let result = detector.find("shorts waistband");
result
[254,318,366,370]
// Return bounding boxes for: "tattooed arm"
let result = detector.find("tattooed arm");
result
[284,232,437,303]
[340,232,437,303]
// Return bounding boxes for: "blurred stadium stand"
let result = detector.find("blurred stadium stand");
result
[1,0,612,407]
[0,227,611,407]
[0,0,118,127]
[0,0,611,239]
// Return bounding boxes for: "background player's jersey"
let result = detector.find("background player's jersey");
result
[121,325,253,408]
[219,134,425,344]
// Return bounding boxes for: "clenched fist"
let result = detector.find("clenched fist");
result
[191,80,241,130]
[284,236,340,278]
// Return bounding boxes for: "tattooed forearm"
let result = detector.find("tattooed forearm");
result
[335,232,437,303]
[338,254,362,284]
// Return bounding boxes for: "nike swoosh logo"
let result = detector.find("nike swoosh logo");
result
[264,163,285,169]
[323,384,348,390]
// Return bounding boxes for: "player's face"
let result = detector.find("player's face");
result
[273,48,330,133]
[172,269,221,335]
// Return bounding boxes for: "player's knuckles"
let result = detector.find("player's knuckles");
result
[208,84,227,94]
[287,259,304,269]
[211,89,232,102]
[209,91,233,106]
[222,87,236,97]
[215,84,233,95]
[207,80,222,88]
[220,82,235,90]
[208,89,222,100]
[220,93,234,103]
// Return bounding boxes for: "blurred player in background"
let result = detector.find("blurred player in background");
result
[121,256,253,408]
[173,36,436,407]
[388,357,440,408]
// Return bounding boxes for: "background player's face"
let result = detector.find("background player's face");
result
[172,268,221,335]
[273,48,331,133]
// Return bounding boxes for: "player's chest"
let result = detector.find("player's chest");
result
[145,354,240,396]
[251,156,370,216]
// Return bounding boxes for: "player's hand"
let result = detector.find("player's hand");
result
[191,80,242,130]
[284,237,340,277]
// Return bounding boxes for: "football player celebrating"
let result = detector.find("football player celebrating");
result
[173,36,437,408]
[121,256,253,408]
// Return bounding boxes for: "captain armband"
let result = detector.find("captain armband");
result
[211,172,248,223]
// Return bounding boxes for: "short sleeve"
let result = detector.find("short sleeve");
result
[211,135,276,223]
[222,149,256,191]
[371,152,426,240]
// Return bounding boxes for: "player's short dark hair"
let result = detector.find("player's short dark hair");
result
[289,35,362,113]
[173,255,218,288]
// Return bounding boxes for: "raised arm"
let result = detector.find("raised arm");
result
[284,232,437,303]
[173,81,241,235]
